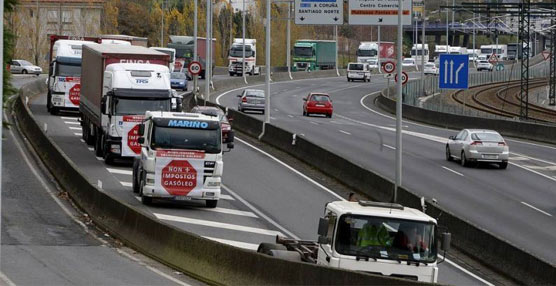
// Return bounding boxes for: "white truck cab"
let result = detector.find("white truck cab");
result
[228,38,260,76]
[132,111,234,207]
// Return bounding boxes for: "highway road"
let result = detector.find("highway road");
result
[1,75,202,286]
[217,74,556,266]
[21,75,493,284]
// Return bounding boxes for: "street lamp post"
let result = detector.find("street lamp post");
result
[194,0,198,93]
[394,0,403,202]
[242,0,247,84]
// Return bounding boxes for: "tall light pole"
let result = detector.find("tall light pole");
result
[451,0,455,46]
[287,1,292,79]
[378,25,381,73]
[335,25,339,76]
[194,0,198,93]
[394,0,403,202]
[265,0,271,125]
[205,0,211,104]
[161,0,165,46]
[242,0,247,84]
[421,10,426,97]
[446,0,449,47]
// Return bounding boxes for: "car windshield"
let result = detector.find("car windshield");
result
[151,126,221,153]
[56,63,81,76]
[357,49,377,57]
[335,215,437,264]
[310,95,330,102]
[171,72,186,79]
[245,90,265,98]
[471,132,503,142]
[113,98,171,115]
[348,64,364,70]
[294,46,313,57]
[478,61,488,64]
[20,60,34,66]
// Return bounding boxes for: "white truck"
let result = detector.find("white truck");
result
[228,38,260,76]
[150,47,176,72]
[258,200,452,283]
[132,111,234,207]
[411,44,430,65]
[47,39,97,115]
[480,44,508,61]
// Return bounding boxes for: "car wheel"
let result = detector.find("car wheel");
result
[461,151,469,167]
[303,110,307,116]
[327,113,332,118]
[22,69,28,74]
[49,106,58,115]
[446,145,453,161]
[499,162,508,169]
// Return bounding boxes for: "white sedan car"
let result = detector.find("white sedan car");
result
[10,60,42,75]
[423,63,438,75]
[476,60,493,71]
[446,129,509,169]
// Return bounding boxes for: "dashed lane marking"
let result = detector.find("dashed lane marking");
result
[441,166,464,177]
[521,202,553,217]
[339,130,351,135]
[88,147,94,151]
[107,168,133,176]
[120,182,132,187]
[201,207,258,218]
[64,121,80,125]
[74,132,82,136]
[69,127,81,130]
[61,116,77,120]
[382,144,396,150]
[203,237,259,251]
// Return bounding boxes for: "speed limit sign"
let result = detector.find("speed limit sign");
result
[395,71,409,85]
[383,61,395,74]
[188,61,202,76]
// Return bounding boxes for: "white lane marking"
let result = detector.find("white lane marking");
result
[309,121,319,125]
[508,156,529,161]
[80,139,85,143]
[96,157,104,161]
[107,168,133,176]
[0,272,16,286]
[382,144,396,150]
[74,132,82,136]
[69,127,81,130]
[441,166,464,177]
[220,194,235,200]
[509,162,556,183]
[326,82,369,94]
[522,165,556,171]
[203,236,259,251]
[521,202,553,217]
[438,255,495,286]
[120,182,132,187]
[88,147,94,151]
[64,121,80,125]
[202,207,258,218]
[235,137,345,201]
[61,116,77,120]
[153,213,283,236]
[223,184,300,239]
[339,130,351,135]
[505,138,556,151]
[287,114,294,118]
[270,116,276,120]
[274,108,279,112]
[512,152,556,166]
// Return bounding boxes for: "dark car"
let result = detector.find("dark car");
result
[170,72,188,91]
[190,106,234,143]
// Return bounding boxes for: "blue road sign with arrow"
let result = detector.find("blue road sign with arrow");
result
[439,54,469,89]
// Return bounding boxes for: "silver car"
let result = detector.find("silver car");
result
[10,60,42,75]
[237,89,265,114]
[446,129,509,169]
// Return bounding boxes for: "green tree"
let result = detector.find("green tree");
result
[4,0,18,107]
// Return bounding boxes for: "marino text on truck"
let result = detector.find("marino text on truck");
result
[47,35,101,115]
[292,40,336,71]
[132,111,234,208]
[80,44,174,164]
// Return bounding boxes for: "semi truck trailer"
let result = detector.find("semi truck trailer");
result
[80,44,174,164]
[168,35,216,78]
[292,40,336,71]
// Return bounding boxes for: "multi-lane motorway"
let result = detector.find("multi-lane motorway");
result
[20,74,497,285]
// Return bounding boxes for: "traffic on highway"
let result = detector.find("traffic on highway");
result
[3,0,556,285]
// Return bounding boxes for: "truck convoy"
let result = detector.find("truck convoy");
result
[292,40,336,71]
[80,44,174,164]
[47,35,101,115]
[168,35,215,78]
[258,200,451,283]
[132,111,234,207]
[150,47,177,72]
[356,42,396,64]
[100,34,148,47]
[228,38,260,76]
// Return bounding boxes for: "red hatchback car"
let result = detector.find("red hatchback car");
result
[303,93,333,118]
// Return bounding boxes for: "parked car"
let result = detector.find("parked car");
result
[347,62,371,82]
[476,60,493,71]
[402,58,416,67]
[423,62,438,75]
[170,72,188,91]
[10,60,42,75]
[303,93,333,118]
[445,129,509,169]
[190,106,234,143]
[237,89,265,113]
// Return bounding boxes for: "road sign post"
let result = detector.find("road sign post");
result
[188,61,202,76]
[295,0,343,25]
[383,61,396,74]
[349,0,412,25]
[439,54,469,89]
[395,71,408,85]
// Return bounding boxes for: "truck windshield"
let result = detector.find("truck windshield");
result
[113,98,171,116]
[335,214,437,263]
[230,47,253,58]
[357,49,377,57]
[151,126,221,153]
[481,48,493,54]
[294,47,313,57]
[56,63,81,77]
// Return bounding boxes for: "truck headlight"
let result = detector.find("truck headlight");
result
[146,177,155,185]
[206,181,220,187]
[203,192,216,197]
[110,144,121,154]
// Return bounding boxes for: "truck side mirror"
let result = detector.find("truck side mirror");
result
[100,98,106,113]
[317,235,330,245]
[317,218,329,236]
[138,124,145,136]
[441,232,452,252]
[138,137,145,144]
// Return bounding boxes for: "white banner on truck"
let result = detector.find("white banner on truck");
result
[120,115,143,157]
[154,150,205,196]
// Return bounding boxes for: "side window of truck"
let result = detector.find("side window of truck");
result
[326,214,337,243]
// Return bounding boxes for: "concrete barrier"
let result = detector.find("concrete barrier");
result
[375,91,556,146]
[194,95,556,285]
[13,78,429,286]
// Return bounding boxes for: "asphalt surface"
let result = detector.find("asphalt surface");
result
[22,75,492,284]
[1,75,203,286]
[216,74,556,266]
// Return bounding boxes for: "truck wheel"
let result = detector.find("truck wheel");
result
[49,106,58,115]
[132,162,140,194]
[229,72,234,76]
[269,250,303,262]
[206,200,218,208]
[139,175,152,205]
[46,92,52,112]
[257,243,287,255]
[94,132,103,157]
[141,195,152,205]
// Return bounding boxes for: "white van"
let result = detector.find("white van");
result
[347,62,371,82]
